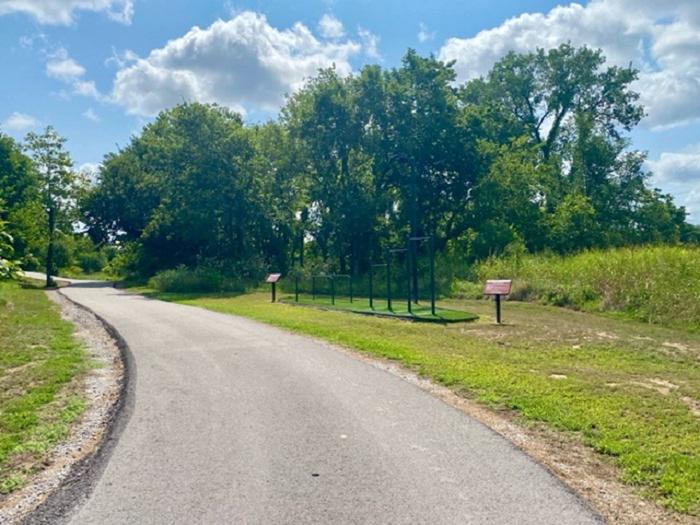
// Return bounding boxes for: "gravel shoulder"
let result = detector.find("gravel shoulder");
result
[0,289,124,524]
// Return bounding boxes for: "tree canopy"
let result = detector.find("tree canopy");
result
[58,44,700,278]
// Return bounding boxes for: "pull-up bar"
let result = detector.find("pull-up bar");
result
[369,263,387,310]
[408,235,436,315]
[388,247,411,313]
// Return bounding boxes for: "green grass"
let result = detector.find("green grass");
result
[282,293,478,323]
[466,245,700,330]
[0,280,89,494]
[138,287,700,516]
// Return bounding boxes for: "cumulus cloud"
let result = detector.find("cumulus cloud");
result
[647,145,700,222]
[0,0,133,25]
[358,27,380,60]
[318,14,344,39]
[1,111,39,133]
[110,11,362,117]
[45,48,103,101]
[437,0,700,130]
[46,56,85,81]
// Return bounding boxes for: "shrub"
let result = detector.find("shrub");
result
[149,265,247,294]
[77,252,106,274]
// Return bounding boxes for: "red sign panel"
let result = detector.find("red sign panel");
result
[483,279,512,295]
[265,273,282,283]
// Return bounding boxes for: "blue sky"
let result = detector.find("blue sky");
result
[1,0,699,222]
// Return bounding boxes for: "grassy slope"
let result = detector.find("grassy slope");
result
[0,280,88,494]
[143,289,700,516]
[467,245,700,330]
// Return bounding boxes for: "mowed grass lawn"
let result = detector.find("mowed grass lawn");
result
[0,280,88,494]
[143,289,700,516]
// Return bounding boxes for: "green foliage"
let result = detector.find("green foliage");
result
[82,45,696,288]
[473,245,700,328]
[0,133,43,267]
[149,265,248,294]
[23,127,78,284]
[0,218,19,280]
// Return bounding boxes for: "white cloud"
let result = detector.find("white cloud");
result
[110,11,363,117]
[318,13,344,39]
[46,56,85,81]
[82,107,100,122]
[418,23,434,43]
[437,0,700,130]
[358,27,380,60]
[45,48,103,101]
[105,47,138,69]
[647,144,700,222]
[1,112,39,133]
[0,0,133,25]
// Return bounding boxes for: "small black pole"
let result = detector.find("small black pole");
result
[271,282,276,303]
[369,265,374,309]
[295,275,299,303]
[331,275,336,305]
[312,276,316,301]
[429,236,436,316]
[349,274,353,303]
[495,294,502,324]
[386,252,392,311]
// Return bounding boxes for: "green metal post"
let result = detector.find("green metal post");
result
[406,239,412,314]
[430,236,436,316]
[331,275,335,305]
[386,253,392,311]
[369,265,373,309]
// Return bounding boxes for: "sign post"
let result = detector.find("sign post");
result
[483,279,512,324]
[266,273,282,303]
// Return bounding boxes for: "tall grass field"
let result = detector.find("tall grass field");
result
[462,245,700,329]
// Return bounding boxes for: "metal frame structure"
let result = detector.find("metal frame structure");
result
[408,235,436,315]
[388,247,410,313]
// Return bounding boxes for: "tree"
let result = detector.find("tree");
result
[0,133,42,266]
[0,214,19,280]
[24,127,75,287]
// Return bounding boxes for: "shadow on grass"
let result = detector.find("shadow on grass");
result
[138,289,251,303]
[281,294,478,324]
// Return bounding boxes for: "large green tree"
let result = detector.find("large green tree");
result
[0,133,43,267]
[24,127,76,286]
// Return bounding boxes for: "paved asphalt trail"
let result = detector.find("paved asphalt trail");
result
[49,281,601,524]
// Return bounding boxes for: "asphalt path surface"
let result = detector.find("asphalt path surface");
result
[37,279,602,524]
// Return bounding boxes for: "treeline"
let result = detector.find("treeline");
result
[2,44,699,283]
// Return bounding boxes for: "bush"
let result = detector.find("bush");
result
[77,252,106,274]
[149,265,247,294]
[469,245,700,329]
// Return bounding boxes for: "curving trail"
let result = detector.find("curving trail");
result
[48,281,601,524]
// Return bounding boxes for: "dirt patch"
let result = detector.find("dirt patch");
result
[0,290,123,524]
[631,378,679,396]
[682,396,700,417]
[326,342,699,525]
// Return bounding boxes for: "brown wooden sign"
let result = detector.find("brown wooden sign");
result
[265,273,282,283]
[483,279,512,296]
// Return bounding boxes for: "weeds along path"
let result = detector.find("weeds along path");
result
[48,281,599,525]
